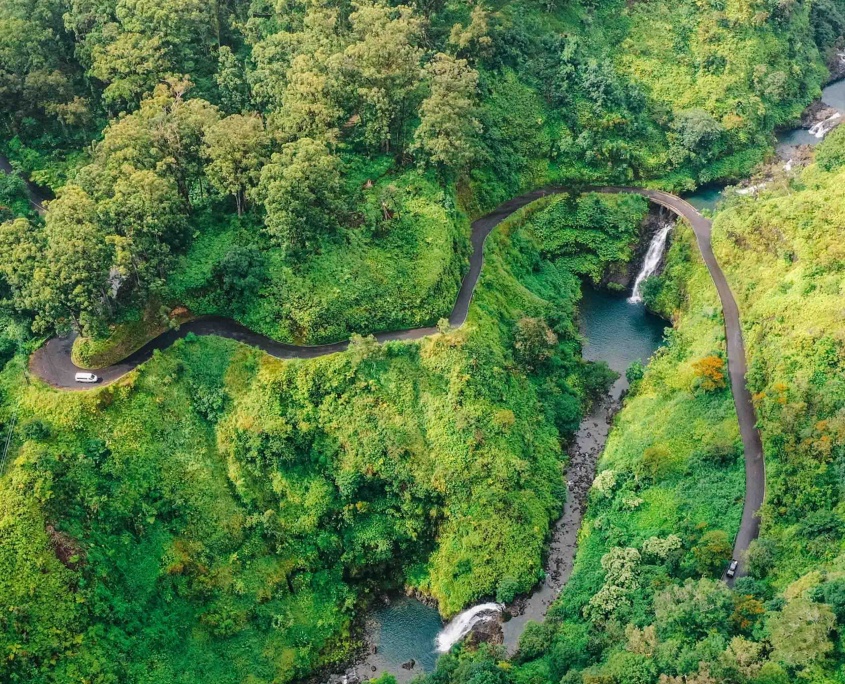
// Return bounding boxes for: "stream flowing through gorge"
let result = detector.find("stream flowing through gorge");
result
[343,277,668,684]
[336,74,845,671]
[4,70,841,684]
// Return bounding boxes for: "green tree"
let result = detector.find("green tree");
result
[83,79,220,208]
[143,79,220,208]
[102,169,187,296]
[513,317,558,370]
[670,109,725,165]
[413,53,481,171]
[0,217,42,314]
[638,444,673,481]
[448,5,493,62]
[271,52,344,142]
[215,46,251,113]
[654,578,733,641]
[0,0,83,132]
[203,114,270,216]
[39,186,111,333]
[212,245,268,306]
[90,32,169,109]
[344,0,424,152]
[258,137,344,252]
[692,530,733,576]
[768,598,835,668]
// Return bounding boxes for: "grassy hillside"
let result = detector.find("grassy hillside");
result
[712,131,845,593]
[423,222,750,684]
[0,194,644,683]
[416,109,845,684]
[2,0,845,681]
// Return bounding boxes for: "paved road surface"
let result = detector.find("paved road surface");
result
[12,168,764,580]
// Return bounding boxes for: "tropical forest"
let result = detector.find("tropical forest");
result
[1,0,845,682]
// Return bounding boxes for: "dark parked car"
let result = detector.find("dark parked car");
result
[726,559,739,578]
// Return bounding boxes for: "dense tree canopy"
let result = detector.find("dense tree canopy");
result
[1,0,845,682]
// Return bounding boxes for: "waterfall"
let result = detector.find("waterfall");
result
[435,603,502,653]
[809,112,841,139]
[628,220,674,304]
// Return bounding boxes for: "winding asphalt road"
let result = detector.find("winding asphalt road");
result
[14,170,764,578]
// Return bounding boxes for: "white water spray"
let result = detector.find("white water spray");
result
[435,603,502,653]
[628,220,674,304]
[809,112,841,139]
[736,183,767,196]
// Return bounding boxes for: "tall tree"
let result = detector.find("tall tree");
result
[258,137,343,251]
[270,52,344,142]
[39,186,112,333]
[413,53,481,171]
[215,45,251,113]
[102,168,187,297]
[203,113,270,216]
[343,0,424,152]
[90,32,169,109]
[0,0,86,132]
[80,79,220,209]
[144,79,221,208]
[0,217,42,315]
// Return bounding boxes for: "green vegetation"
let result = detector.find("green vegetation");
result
[415,108,845,684]
[0,191,645,682]
[713,142,845,593]
[0,0,841,350]
[3,0,845,681]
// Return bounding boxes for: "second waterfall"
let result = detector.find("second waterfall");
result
[628,217,674,304]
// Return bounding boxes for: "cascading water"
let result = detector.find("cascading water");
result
[809,112,841,139]
[435,603,502,653]
[628,220,674,304]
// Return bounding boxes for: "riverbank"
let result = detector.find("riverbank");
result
[502,285,667,651]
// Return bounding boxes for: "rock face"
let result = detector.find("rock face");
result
[800,100,841,129]
[602,205,674,292]
[464,615,504,648]
[827,51,845,84]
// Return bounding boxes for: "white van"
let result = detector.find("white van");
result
[74,372,99,383]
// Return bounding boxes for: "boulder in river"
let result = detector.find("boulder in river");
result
[464,616,504,648]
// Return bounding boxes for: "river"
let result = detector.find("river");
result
[684,76,845,213]
[337,82,845,667]
[776,77,845,152]
[4,68,842,684]
[345,282,667,683]
[338,77,845,670]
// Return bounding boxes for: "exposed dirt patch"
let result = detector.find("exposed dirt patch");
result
[46,524,85,570]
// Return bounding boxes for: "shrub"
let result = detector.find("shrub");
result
[692,530,732,576]
[513,317,557,369]
[515,621,554,663]
[692,355,726,392]
[626,360,645,385]
[816,124,845,172]
[746,538,777,578]
[638,444,674,481]
[768,599,835,667]
[212,244,268,307]
[496,576,521,604]
[819,579,845,623]
[700,438,739,467]
[581,360,618,402]
[0,338,15,370]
